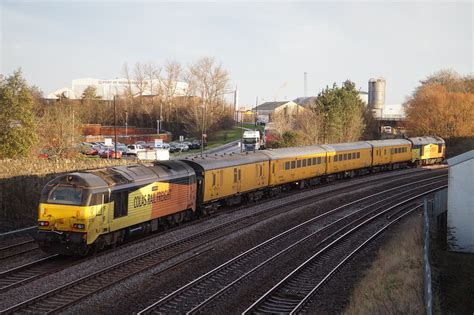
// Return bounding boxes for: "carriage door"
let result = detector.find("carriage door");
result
[256,163,265,186]
[232,167,241,193]
[210,171,219,198]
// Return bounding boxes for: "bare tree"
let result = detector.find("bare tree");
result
[161,60,182,124]
[134,62,148,104]
[187,57,230,133]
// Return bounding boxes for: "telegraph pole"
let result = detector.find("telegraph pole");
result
[113,95,118,158]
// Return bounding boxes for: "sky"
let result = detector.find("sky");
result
[0,1,472,107]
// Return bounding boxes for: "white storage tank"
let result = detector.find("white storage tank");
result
[368,77,386,110]
[447,150,474,253]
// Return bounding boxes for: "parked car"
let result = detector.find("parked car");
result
[99,149,122,159]
[126,144,145,156]
[190,140,201,149]
[170,142,189,152]
[135,141,147,146]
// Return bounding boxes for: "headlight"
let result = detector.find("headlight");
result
[73,223,85,229]
[38,221,49,226]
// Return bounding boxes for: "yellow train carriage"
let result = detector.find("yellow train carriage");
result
[365,139,412,166]
[182,152,270,206]
[323,142,372,175]
[262,146,327,187]
[408,136,446,165]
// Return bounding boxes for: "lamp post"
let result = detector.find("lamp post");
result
[240,110,244,153]
[201,103,206,157]
[125,110,128,137]
[113,95,118,158]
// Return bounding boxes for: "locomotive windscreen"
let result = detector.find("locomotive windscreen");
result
[46,185,85,206]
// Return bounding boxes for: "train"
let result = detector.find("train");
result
[36,136,445,255]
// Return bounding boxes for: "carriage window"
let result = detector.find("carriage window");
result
[317,157,322,164]
[357,152,360,158]
[348,154,352,160]
[212,173,216,186]
[234,168,238,183]
[302,159,307,167]
[238,169,241,180]
[297,160,301,168]
[384,149,387,155]
[307,158,312,166]
[312,158,317,165]
[334,155,338,162]
[291,161,296,169]
[259,165,263,176]
[344,154,347,160]
[285,162,290,170]
[272,164,275,173]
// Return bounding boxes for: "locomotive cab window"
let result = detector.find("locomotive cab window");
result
[112,191,128,218]
[47,186,84,206]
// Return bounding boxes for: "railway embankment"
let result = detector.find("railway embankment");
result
[344,214,424,314]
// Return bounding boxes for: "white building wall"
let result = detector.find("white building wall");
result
[47,77,188,100]
[447,158,474,253]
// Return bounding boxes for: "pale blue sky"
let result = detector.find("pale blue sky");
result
[1,1,472,107]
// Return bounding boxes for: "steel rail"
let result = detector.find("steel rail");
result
[0,226,36,238]
[290,204,423,314]
[185,181,446,314]
[0,174,445,314]
[243,185,446,314]
[137,180,446,314]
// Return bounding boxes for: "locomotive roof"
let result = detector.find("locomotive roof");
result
[323,141,372,152]
[88,161,194,187]
[408,136,445,145]
[46,172,110,189]
[261,145,327,159]
[182,151,270,170]
[364,139,412,147]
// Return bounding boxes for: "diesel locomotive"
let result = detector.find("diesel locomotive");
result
[36,136,445,255]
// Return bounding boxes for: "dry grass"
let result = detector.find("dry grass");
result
[0,158,134,179]
[344,215,424,315]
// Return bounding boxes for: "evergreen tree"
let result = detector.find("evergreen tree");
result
[0,69,37,158]
[315,80,366,143]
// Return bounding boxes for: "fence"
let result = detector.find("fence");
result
[423,188,448,315]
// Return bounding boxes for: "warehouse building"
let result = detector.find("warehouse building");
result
[47,77,188,100]
[447,150,474,253]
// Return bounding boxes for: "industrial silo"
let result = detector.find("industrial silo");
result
[368,77,386,118]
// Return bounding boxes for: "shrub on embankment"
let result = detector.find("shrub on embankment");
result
[0,158,135,229]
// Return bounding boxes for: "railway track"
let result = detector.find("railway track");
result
[0,240,38,261]
[243,202,429,314]
[0,173,446,314]
[0,255,77,293]
[137,180,446,314]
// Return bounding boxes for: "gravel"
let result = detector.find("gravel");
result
[0,166,445,312]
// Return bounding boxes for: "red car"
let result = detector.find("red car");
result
[99,149,122,159]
